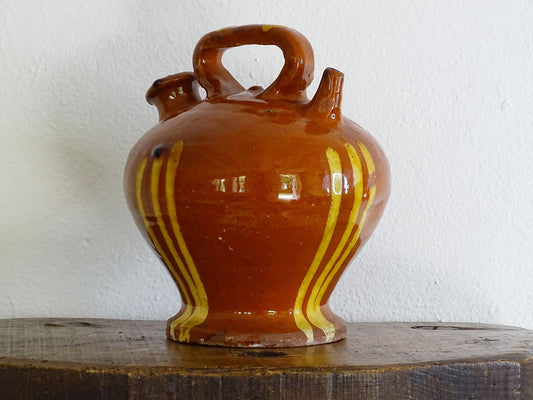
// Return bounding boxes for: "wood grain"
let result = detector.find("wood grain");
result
[1,319,532,399]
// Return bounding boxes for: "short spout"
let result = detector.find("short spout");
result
[306,68,344,123]
[146,72,202,121]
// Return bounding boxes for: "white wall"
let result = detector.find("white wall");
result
[1,0,532,329]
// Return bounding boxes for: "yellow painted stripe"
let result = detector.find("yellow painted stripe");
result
[150,154,200,341]
[262,24,282,32]
[313,142,377,340]
[306,143,364,341]
[165,142,209,341]
[135,157,193,340]
[358,142,376,176]
[293,147,343,344]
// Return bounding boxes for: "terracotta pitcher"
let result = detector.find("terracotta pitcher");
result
[124,25,390,347]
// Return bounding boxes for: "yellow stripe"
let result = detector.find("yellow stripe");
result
[293,147,343,344]
[150,154,200,341]
[358,142,376,175]
[312,142,377,340]
[306,143,364,340]
[262,25,282,32]
[135,157,193,340]
[165,142,209,341]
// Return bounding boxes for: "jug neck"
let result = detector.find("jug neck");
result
[306,68,344,124]
[146,72,202,121]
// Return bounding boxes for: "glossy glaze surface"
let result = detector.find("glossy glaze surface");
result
[124,25,390,347]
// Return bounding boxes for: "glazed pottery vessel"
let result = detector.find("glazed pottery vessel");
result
[124,25,390,347]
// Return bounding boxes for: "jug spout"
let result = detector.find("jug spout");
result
[306,68,344,123]
[146,72,202,121]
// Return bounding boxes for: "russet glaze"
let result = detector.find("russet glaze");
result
[124,25,390,347]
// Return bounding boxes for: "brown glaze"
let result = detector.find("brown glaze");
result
[124,25,390,347]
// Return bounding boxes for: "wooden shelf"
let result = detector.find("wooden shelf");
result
[1,318,532,399]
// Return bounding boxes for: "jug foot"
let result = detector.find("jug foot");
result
[166,308,347,347]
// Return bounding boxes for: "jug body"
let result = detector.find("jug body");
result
[124,25,390,347]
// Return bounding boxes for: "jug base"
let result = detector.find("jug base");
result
[166,309,347,347]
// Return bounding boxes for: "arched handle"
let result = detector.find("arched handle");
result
[192,25,315,101]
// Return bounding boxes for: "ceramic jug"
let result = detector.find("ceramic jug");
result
[124,25,390,347]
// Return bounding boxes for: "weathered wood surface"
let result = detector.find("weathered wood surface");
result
[0,319,532,399]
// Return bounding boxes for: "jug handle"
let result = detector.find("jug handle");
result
[192,25,314,101]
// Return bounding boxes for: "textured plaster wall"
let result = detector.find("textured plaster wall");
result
[1,1,532,328]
